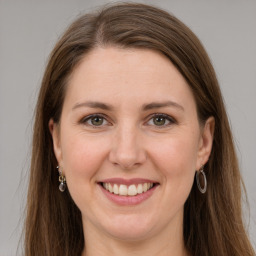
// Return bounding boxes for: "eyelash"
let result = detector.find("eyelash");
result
[147,113,176,127]
[80,114,110,128]
[79,113,176,128]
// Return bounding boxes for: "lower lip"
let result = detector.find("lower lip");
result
[99,184,158,206]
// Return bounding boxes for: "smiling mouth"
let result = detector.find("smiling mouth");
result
[99,182,158,196]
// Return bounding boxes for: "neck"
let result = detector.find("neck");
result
[81,216,188,256]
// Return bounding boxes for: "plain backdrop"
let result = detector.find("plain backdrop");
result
[0,0,255,255]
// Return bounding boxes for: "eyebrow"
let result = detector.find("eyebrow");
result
[142,101,184,111]
[72,101,114,111]
[72,100,184,111]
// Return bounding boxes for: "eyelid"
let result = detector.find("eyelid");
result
[145,113,176,127]
[80,113,112,127]
[79,112,176,128]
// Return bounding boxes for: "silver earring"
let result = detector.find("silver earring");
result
[196,166,207,194]
[57,166,66,192]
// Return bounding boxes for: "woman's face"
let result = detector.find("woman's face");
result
[51,47,214,242]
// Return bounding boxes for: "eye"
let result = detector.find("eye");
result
[147,114,175,127]
[80,114,109,127]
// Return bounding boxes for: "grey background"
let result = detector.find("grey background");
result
[0,0,255,255]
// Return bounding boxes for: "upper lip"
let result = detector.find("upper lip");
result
[99,178,159,186]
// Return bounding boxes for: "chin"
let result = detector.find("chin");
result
[107,226,153,242]
[100,214,156,241]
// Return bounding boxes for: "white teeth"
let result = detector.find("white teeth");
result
[143,183,148,192]
[109,184,113,193]
[137,184,143,194]
[119,184,128,196]
[128,185,137,196]
[102,182,154,196]
[113,184,119,194]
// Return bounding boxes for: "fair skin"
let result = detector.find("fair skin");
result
[50,47,214,256]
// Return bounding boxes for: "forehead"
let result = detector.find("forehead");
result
[64,46,196,110]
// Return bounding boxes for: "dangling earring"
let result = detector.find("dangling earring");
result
[57,166,66,192]
[196,165,207,194]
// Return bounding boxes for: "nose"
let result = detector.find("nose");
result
[109,124,147,170]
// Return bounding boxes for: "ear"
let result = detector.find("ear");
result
[196,116,215,170]
[49,119,63,167]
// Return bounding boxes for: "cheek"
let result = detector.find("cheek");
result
[149,135,198,218]
[60,131,111,213]
[61,131,109,187]
[149,133,199,187]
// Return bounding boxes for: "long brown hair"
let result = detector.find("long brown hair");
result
[24,3,255,256]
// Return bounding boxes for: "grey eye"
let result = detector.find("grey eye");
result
[90,116,104,126]
[147,114,174,127]
[81,114,108,127]
[152,116,168,126]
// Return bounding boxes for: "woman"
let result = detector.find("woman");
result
[24,3,255,256]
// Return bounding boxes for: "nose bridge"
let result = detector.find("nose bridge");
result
[109,120,146,169]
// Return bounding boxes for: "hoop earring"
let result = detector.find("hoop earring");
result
[196,166,207,194]
[57,166,66,192]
